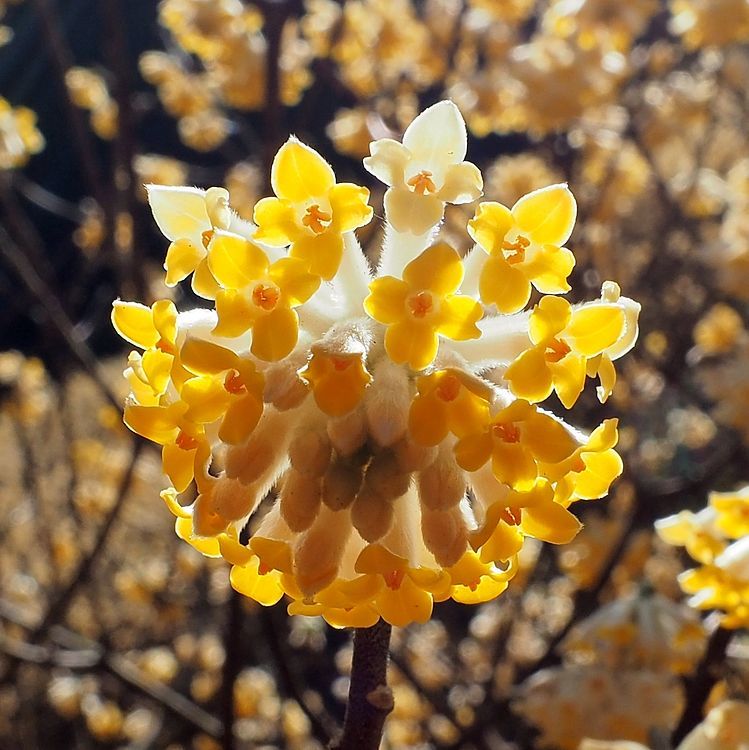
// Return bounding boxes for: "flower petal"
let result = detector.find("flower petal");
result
[364,276,409,324]
[384,187,444,235]
[270,257,321,305]
[529,295,571,343]
[112,301,159,349]
[402,100,467,168]
[384,321,439,371]
[290,231,344,280]
[550,354,587,408]
[566,304,626,357]
[214,290,255,338]
[329,182,373,232]
[511,184,577,246]
[220,393,264,444]
[252,196,299,246]
[437,161,483,204]
[479,255,531,314]
[164,238,205,287]
[251,306,299,361]
[403,242,464,296]
[208,232,269,289]
[504,347,553,403]
[271,137,335,203]
[522,501,582,544]
[163,442,196,493]
[468,201,513,254]
[363,138,410,187]
[147,185,211,243]
[437,295,483,340]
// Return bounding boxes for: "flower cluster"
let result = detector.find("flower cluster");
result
[0,95,44,170]
[114,101,639,628]
[657,485,749,628]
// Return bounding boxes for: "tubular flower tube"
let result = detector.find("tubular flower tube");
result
[113,101,638,628]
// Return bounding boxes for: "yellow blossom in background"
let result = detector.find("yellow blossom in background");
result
[113,101,639,628]
[0,96,44,169]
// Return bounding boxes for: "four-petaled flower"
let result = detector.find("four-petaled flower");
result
[253,137,373,280]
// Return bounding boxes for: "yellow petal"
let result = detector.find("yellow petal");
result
[218,535,254,566]
[454,432,493,472]
[271,137,335,203]
[492,441,537,491]
[437,295,483,341]
[574,449,623,499]
[402,100,467,166]
[191,257,221,299]
[219,393,263,444]
[214,290,255,338]
[124,404,179,444]
[299,352,371,417]
[252,196,298,246]
[595,354,617,402]
[329,182,373,232]
[164,239,205,286]
[181,338,240,374]
[524,244,575,294]
[251,306,299,361]
[207,232,269,289]
[147,185,210,242]
[505,348,553,404]
[511,184,577,246]
[364,276,409,324]
[521,502,582,544]
[403,242,463,296]
[376,575,433,627]
[141,348,173,395]
[468,201,513,254]
[478,519,523,564]
[479,255,531,314]
[163,442,196,493]
[230,560,285,606]
[270,257,320,305]
[152,299,177,343]
[175,516,221,557]
[408,393,449,446]
[160,487,192,519]
[323,604,381,629]
[290,231,344,280]
[522,411,578,463]
[384,321,439,371]
[550,354,587,408]
[181,375,230,423]
[529,295,571,343]
[566,305,626,357]
[112,301,158,348]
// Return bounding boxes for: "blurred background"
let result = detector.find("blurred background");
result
[1,0,749,748]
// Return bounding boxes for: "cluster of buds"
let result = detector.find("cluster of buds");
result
[113,101,640,627]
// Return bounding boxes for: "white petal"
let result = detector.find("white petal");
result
[402,100,467,169]
[146,184,211,244]
[363,137,410,187]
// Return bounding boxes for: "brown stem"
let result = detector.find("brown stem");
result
[332,618,393,750]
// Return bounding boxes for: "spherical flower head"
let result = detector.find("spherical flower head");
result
[468,184,577,314]
[364,242,483,371]
[112,100,640,628]
[363,100,483,235]
[253,137,373,280]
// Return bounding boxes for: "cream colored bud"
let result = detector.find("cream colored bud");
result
[293,507,352,596]
[362,450,411,500]
[225,409,292,484]
[393,437,438,473]
[280,469,322,532]
[205,186,231,230]
[289,431,331,477]
[211,477,256,522]
[417,444,466,511]
[421,505,468,567]
[351,485,395,542]
[327,408,367,456]
[365,359,410,447]
[322,458,363,511]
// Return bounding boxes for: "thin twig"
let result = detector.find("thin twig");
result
[332,619,393,750]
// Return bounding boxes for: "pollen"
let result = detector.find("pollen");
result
[301,203,332,234]
[407,291,434,319]
[493,422,521,443]
[176,430,199,451]
[224,369,247,395]
[252,282,280,311]
[502,235,530,265]
[544,337,572,363]
[407,170,437,195]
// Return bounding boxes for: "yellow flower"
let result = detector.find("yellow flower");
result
[147,184,233,296]
[298,349,372,417]
[208,231,320,361]
[363,100,483,235]
[709,487,749,539]
[364,242,483,371]
[468,184,576,314]
[655,508,726,564]
[408,368,492,446]
[504,288,635,408]
[454,399,578,491]
[253,137,373,280]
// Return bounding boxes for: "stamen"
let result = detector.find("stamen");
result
[502,235,530,265]
[570,455,586,473]
[407,291,434,319]
[384,569,406,590]
[176,430,199,451]
[302,204,332,234]
[545,338,571,363]
[258,562,272,575]
[436,374,461,402]
[201,229,213,249]
[331,357,352,372]
[224,369,247,395]
[252,283,280,311]
[156,337,176,355]
[407,170,437,195]
[492,422,520,443]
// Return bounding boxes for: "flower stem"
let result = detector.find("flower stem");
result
[333,618,394,750]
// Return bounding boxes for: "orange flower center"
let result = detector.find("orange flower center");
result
[384,569,406,590]
[407,170,437,195]
[258,561,272,575]
[492,422,520,443]
[302,204,332,234]
[435,374,461,402]
[500,507,522,525]
[201,229,214,249]
[252,282,280,311]
[176,430,199,451]
[545,338,571,363]
[156,337,176,355]
[502,235,530,265]
[331,356,352,372]
[407,290,434,319]
[224,369,247,395]
[570,455,586,473]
